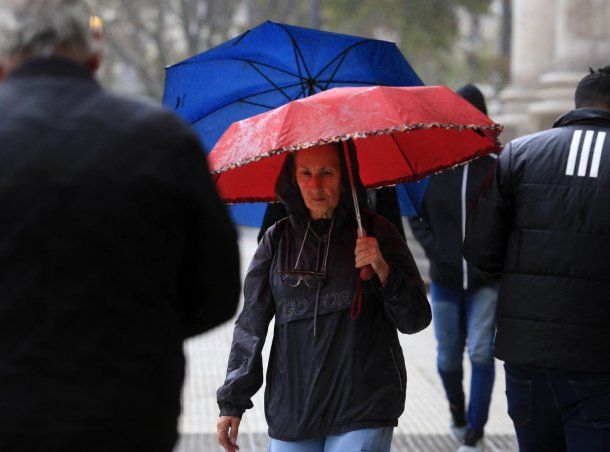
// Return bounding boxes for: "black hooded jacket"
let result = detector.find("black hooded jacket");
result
[464,108,610,372]
[217,149,431,440]
[408,155,497,290]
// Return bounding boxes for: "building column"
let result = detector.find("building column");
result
[495,0,555,141]
[497,0,610,142]
[528,0,610,131]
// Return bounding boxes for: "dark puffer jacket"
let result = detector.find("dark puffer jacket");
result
[464,108,610,372]
[217,151,431,440]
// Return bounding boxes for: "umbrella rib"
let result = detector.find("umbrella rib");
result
[313,40,375,81]
[237,99,280,110]
[294,43,308,95]
[247,61,292,102]
[293,85,307,100]
[175,56,304,79]
[245,59,303,78]
[322,49,352,90]
[238,82,305,101]
[316,79,378,85]
[231,29,251,47]
[271,23,307,95]
[292,45,308,96]
[293,79,328,99]
[289,78,381,98]
[294,79,378,100]
[390,132,418,177]
[276,23,314,81]
[189,82,305,125]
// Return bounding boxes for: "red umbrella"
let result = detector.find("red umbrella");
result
[209,85,501,290]
[208,85,501,207]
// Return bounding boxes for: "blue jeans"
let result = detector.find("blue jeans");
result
[430,282,498,433]
[268,427,393,452]
[505,363,610,452]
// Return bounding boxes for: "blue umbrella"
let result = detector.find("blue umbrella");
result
[163,21,427,225]
[396,178,429,217]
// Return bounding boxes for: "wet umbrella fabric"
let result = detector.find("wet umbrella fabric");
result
[162,21,427,225]
[208,85,502,204]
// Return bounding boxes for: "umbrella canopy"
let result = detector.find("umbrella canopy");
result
[163,21,423,151]
[208,85,502,203]
[162,21,426,224]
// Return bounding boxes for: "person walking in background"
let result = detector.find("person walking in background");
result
[464,67,610,452]
[408,85,498,451]
[0,1,240,451]
[217,144,431,452]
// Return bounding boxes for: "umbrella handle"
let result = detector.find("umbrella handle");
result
[358,228,375,281]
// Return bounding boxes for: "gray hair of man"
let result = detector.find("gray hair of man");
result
[0,0,101,76]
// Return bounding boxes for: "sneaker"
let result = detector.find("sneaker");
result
[457,429,484,452]
[449,403,467,442]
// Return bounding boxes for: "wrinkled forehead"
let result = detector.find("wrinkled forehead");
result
[294,144,340,169]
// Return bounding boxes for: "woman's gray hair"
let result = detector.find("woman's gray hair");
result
[0,0,94,61]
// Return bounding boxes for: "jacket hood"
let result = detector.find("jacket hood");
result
[275,141,367,232]
[554,108,610,128]
[457,84,487,115]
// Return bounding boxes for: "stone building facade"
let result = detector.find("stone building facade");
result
[496,0,610,142]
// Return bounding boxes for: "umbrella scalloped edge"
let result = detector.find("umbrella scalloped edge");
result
[219,141,501,205]
[210,122,503,175]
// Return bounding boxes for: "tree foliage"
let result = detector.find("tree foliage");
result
[91,0,239,97]
[322,0,494,84]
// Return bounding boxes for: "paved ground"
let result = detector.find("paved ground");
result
[175,223,518,452]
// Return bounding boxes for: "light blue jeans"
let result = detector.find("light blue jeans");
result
[268,427,394,452]
[431,282,498,433]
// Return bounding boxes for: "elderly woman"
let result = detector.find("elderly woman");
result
[217,144,431,452]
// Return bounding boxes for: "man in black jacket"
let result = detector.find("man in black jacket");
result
[0,1,240,451]
[464,67,610,452]
[408,84,498,451]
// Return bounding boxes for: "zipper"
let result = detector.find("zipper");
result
[461,164,469,291]
[389,348,404,390]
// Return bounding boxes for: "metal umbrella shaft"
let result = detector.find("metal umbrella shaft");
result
[341,140,364,237]
[341,140,374,288]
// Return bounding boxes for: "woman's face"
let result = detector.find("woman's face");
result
[295,145,341,220]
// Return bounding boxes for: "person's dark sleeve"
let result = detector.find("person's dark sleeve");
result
[370,216,431,334]
[169,120,241,338]
[407,195,438,263]
[463,145,513,278]
[257,203,287,243]
[217,226,277,417]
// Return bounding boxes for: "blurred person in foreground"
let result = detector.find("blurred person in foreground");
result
[408,84,499,452]
[0,1,240,451]
[464,67,610,452]
[216,144,431,452]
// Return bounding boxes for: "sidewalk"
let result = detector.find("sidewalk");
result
[175,225,518,452]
